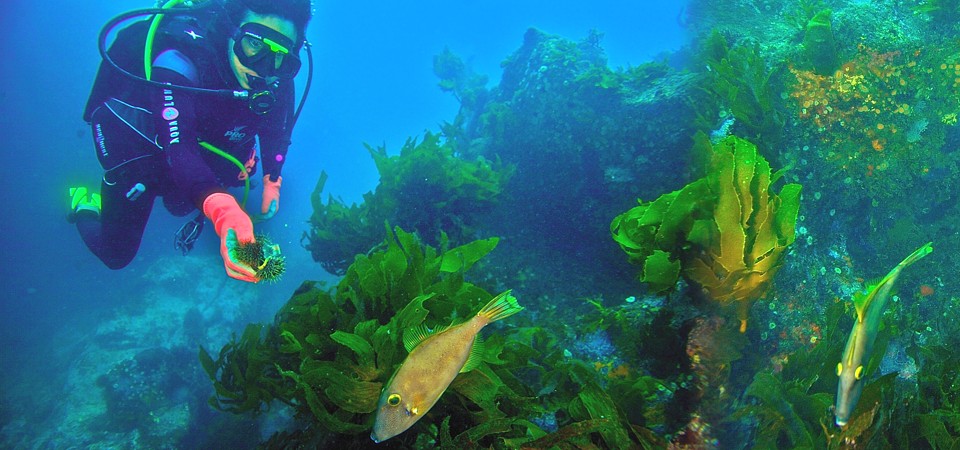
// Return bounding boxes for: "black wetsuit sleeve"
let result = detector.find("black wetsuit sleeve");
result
[258,81,295,181]
[150,67,225,207]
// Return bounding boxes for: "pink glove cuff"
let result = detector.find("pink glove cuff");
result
[203,193,255,242]
[261,175,282,215]
[202,193,258,282]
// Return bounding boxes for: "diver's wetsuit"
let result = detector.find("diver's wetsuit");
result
[77,16,294,269]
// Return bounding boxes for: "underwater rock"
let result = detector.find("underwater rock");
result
[802,9,838,76]
[491,28,697,197]
[97,347,200,431]
[464,27,699,304]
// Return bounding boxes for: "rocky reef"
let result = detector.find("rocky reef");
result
[8,0,960,448]
[289,1,960,446]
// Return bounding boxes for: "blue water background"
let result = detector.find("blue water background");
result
[0,0,687,444]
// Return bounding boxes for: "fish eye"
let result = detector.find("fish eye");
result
[387,393,401,407]
[836,362,842,376]
[854,366,863,380]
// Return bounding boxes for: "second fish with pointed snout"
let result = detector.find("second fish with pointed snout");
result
[834,242,932,426]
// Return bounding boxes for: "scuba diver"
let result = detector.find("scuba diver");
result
[69,0,313,282]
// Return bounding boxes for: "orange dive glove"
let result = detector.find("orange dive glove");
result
[260,175,282,220]
[202,192,259,282]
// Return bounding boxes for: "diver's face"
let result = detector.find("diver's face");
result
[228,12,297,89]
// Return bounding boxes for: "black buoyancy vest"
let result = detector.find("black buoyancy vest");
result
[84,11,222,123]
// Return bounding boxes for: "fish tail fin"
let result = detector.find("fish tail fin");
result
[899,242,933,268]
[477,290,523,323]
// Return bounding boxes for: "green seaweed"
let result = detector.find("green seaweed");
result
[913,0,960,24]
[912,344,960,447]
[784,0,828,30]
[203,225,669,447]
[611,135,801,330]
[497,323,670,448]
[303,132,513,275]
[433,47,489,112]
[609,175,712,294]
[205,228,485,436]
[737,371,831,448]
[198,323,295,414]
[300,171,383,275]
[698,31,786,148]
[729,300,846,448]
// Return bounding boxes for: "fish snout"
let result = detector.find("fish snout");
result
[833,383,857,427]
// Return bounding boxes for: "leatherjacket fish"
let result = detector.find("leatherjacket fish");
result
[371,290,523,443]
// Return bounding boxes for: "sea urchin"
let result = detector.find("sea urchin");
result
[231,234,286,282]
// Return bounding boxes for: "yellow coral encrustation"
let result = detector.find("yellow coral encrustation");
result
[788,42,960,183]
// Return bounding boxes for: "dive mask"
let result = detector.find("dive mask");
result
[233,22,301,79]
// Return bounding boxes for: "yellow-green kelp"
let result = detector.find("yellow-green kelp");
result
[611,134,801,331]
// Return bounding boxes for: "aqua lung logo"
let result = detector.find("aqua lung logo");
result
[95,123,107,158]
[162,89,181,144]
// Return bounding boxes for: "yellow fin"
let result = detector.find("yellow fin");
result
[852,279,881,322]
[403,324,431,352]
[403,323,451,352]
[477,290,524,322]
[851,242,933,321]
[901,242,934,266]
[460,335,485,373]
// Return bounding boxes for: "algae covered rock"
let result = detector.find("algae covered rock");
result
[803,9,838,76]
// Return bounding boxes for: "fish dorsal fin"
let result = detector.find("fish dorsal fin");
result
[403,324,432,352]
[460,335,485,373]
[852,278,883,322]
[403,323,455,352]
[403,324,430,353]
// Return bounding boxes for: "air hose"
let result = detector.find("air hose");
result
[143,0,251,207]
